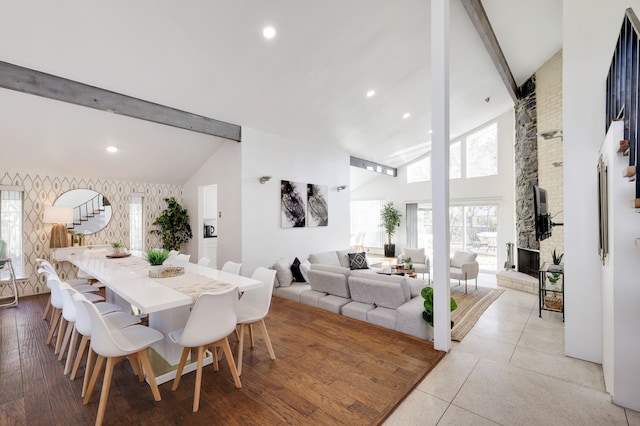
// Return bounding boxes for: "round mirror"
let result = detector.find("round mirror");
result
[54,189,112,234]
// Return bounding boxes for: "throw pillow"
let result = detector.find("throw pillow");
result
[290,257,306,282]
[299,259,311,282]
[348,252,369,270]
[272,258,293,287]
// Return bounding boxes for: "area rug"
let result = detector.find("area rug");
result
[450,285,504,341]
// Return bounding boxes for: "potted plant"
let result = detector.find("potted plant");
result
[380,202,401,257]
[111,241,124,255]
[151,197,193,251]
[421,287,458,328]
[144,248,169,274]
[545,248,564,309]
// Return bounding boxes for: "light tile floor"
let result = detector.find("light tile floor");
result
[384,273,640,426]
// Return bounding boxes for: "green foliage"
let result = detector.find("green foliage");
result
[144,249,169,266]
[111,241,123,248]
[380,202,401,245]
[151,197,193,251]
[421,287,458,329]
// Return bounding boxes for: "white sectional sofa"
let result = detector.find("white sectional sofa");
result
[272,249,433,341]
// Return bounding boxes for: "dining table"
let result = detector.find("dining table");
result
[66,249,262,384]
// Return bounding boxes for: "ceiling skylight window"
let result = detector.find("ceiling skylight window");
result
[263,26,276,39]
[366,90,375,97]
[106,146,118,153]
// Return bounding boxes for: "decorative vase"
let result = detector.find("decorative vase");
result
[149,265,163,276]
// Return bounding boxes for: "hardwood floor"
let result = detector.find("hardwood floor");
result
[0,294,444,425]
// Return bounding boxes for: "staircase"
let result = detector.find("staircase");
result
[67,194,110,234]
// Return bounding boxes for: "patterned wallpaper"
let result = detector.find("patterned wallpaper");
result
[0,172,182,298]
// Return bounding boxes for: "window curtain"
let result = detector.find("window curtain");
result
[406,203,418,248]
[129,194,144,252]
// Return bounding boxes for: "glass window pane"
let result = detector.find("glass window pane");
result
[129,195,144,252]
[350,200,384,248]
[407,156,430,183]
[0,190,24,277]
[466,123,497,178]
[450,141,461,179]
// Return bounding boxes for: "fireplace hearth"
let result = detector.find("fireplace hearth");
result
[518,248,540,278]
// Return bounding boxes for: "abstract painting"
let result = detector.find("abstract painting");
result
[307,184,328,227]
[281,180,306,228]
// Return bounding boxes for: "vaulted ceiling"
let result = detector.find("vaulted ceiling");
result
[0,0,561,185]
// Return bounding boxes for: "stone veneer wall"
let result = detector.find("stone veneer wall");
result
[514,76,539,250]
[0,172,182,297]
[536,50,564,265]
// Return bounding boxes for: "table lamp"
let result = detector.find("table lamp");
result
[43,205,74,248]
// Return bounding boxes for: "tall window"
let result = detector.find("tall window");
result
[0,188,24,276]
[129,194,144,252]
[406,122,498,183]
[413,202,498,271]
[350,200,384,248]
[466,123,498,178]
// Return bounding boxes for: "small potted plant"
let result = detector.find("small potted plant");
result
[144,249,169,274]
[111,241,124,255]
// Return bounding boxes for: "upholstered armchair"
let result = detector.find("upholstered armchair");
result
[397,247,430,282]
[450,251,479,293]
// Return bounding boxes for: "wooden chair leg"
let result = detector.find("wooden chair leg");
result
[172,347,190,391]
[127,354,143,381]
[249,324,255,347]
[220,337,242,388]
[95,357,116,426]
[64,328,79,374]
[71,335,89,380]
[84,355,105,404]
[192,346,206,412]
[81,348,95,398]
[58,321,74,360]
[54,317,68,355]
[237,324,245,376]
[138,349,161,402]
[46,309,61,345]
[259,319,276,360]
[43,295,51,320]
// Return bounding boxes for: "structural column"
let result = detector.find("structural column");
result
[431,0,451,351]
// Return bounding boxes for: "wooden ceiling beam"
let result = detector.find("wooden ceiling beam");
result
[461,0,520,102]
[0,61,241,142]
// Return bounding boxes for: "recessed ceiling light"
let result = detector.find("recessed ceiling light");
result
[106,146,118,153]
[403,113,411,119]
[366,90,375,98]
[263,26,276,39]
[428,130,433,134]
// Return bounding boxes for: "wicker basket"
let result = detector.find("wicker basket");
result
[544,295,563,310]
[149,266,184,278]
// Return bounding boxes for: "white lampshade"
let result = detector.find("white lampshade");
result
[43,205,74,224]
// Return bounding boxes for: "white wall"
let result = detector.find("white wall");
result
[351,110,515,270]
[182,141,242,269]
[240,127,351,276]
[563,0,640,365]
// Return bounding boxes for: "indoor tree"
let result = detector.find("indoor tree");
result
[151,197,193,251]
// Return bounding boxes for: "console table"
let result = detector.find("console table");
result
[538,262,564,321]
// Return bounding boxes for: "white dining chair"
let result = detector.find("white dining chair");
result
[236,267,277,375]
[42,272,105,349]
[221,261,241,275]
[69,290,141,397]
[197,257,210,267]
[78,295,164,426]
[164,253,191,267]
[169,287,242,412]
[57,282,127,375]
[37,259,97,320]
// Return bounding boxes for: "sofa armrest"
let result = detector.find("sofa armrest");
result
[460,262,479,278]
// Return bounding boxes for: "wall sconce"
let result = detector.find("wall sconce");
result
[337,185,348,192]
[259,176,272,184]
[43,205,74,248]
[539,129,563,141]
